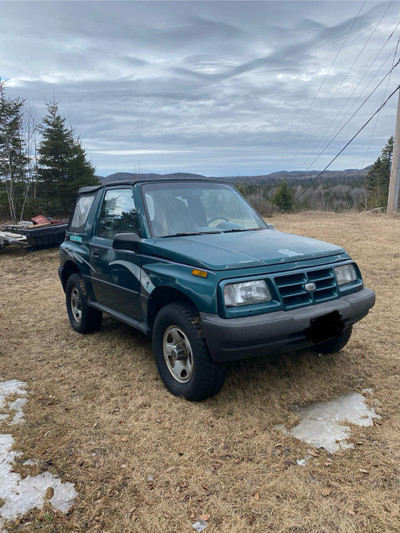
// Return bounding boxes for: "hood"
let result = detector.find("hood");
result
[150,229,346,271]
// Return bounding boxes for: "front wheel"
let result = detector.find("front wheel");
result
[310,325,352,354]
[66,273,102,333]
[152,302,226,401]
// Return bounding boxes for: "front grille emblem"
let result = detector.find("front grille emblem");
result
[305,282,317,292]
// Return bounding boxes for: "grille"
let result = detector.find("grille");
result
[273,267,337,309]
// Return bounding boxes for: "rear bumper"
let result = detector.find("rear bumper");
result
[200,287,375,362]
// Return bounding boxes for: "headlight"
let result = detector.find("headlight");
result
[223,280,272,307]
[335,264,357,286]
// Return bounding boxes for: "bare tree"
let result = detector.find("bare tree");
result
[19,104,39,221]
[0,80,28,223]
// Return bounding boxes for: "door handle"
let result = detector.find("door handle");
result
[92,248,100,258]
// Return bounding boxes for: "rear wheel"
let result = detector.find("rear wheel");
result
[66,273,102,333]
[310,325,352,354]
[152,302,226,401]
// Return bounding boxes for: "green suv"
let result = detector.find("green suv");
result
[59,179,375,401]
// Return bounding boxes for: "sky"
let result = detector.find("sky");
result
[1,0,400,178]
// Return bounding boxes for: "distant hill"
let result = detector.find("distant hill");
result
[100,172,207,184]
[225,168,369,186]
[98,168,369,186]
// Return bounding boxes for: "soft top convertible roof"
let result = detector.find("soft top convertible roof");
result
[77,177,220,195]
[77,185,104,195]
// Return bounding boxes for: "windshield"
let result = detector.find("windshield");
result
[141,181,267,238]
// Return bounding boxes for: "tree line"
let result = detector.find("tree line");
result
[236,137,394,215]
[0,81,99,223]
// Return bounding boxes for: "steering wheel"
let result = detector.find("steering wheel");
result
[207,216,229,225]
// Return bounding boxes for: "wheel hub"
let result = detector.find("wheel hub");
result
[171,345,187,361]
[71,287,82,322]
[163,326,194,383]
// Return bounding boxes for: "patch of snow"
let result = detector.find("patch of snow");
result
[7,397,28,425]
[277,391,381,454]
[361,387,373,395]
[193,519,208,532]
[21,459,38,466]
[0,381,27,425]
[273,424,288,436]
[0,380,27,399]
[0,380,77,531]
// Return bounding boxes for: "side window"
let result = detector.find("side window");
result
[69,193,96,233]
[97,188,138,239]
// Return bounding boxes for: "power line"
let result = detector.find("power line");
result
[299,57,400,173]
[287,0,368,169]
[295,84,400,202]
[279,1,366,170]
[304,22,400,171]
[300,2,397,170]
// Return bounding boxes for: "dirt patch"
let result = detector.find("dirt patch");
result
[0,211,399,532]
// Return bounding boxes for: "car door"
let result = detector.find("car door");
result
[89,187,142,321]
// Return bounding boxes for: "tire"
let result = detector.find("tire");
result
[310,325,352,355]
[66,273,102,334]
[152,302,226,401]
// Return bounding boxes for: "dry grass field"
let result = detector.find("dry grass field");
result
[0,211,399,533]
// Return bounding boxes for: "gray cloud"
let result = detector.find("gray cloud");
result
[1,0,399,176]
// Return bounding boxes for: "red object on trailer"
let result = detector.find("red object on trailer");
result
[31,215,51,225]
[31,215,66,226]
[31,215,51,224]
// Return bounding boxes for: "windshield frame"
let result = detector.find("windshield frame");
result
[140,180,268,238]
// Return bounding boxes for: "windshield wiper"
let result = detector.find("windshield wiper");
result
[163,230,222,238]
[222,227,264,233]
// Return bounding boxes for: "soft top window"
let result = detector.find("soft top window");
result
[69,193,96,233]
[97,188,137,239]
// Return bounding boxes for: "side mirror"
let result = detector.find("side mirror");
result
[113,232,142,252]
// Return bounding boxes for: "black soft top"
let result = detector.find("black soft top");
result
[77,185,104,195]
[77,181,135,195]
[77,176,219,195]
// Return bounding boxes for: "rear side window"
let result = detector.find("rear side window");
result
[69,194,96,232]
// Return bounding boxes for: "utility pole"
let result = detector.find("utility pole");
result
[387,86,400,215]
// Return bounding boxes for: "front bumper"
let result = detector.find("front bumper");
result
[200,287,375,362]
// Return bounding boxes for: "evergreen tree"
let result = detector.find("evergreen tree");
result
[365,136,393,209]
[272,179,295,212]
[37,100,99,214]
[0,81,29,222]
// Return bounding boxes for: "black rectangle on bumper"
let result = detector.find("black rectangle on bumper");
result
[200,288,375,362]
